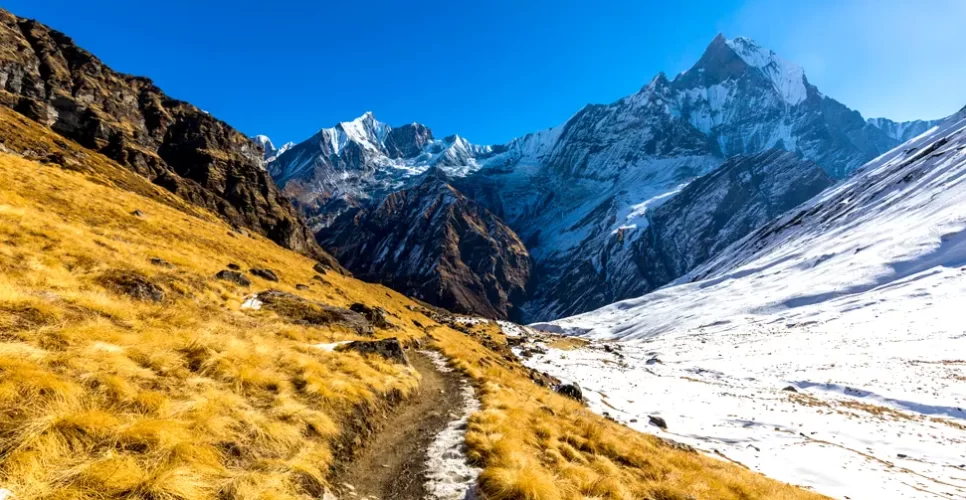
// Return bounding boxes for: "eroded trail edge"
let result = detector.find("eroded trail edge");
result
[332,349,479,500]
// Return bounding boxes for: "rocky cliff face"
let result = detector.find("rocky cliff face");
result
[0,9,320,256]
[523,150,833,318]
[317,170,530,319]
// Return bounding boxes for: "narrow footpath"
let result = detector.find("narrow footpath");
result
[332,351,467,500]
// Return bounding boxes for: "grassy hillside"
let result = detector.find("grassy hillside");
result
[0,107,824,499]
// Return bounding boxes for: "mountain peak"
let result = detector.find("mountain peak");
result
[251,134,275,152]
[677,34,808,106]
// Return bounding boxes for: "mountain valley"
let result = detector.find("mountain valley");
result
[264,35,937,322]
[0,4,962,500]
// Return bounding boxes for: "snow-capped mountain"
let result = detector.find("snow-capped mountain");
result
[251,134,294,164]
[267,112,493,229]
[522,149,833,318]
[867,117,943,142]
[268,35,938,321]
[526,106,966,500]
[542,105,966,339]
[317,169,531,319]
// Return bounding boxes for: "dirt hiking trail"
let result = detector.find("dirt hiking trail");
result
[332,350,468,500]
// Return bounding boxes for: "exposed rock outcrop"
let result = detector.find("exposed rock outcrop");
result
[215,270,251,287]
[0,8,320,256]
[254,290,373,335]
[337,338,410,365]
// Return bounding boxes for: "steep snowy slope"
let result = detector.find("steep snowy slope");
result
[524,107,966,500]
[544,106,966,338]
[520,149,833,319]
[269,35,935,321]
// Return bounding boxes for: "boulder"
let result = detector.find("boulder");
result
[255,290,373,335]
[227,263,241,271]
[250,268,279,282]
[98,270,165,303]
[349,303,393,329]
[149,257,173,268]
[215,270,251,287]
[555,382,584,402]
[295,284,310,290]
[782,385,799,393]
[337,338,410,365]
[648,415,668,430]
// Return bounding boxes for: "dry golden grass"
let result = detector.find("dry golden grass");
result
[545,337,590,351]
[0,108,826,499]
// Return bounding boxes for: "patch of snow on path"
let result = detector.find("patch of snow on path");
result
[420,350,482,500]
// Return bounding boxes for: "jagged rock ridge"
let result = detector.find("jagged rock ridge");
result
[0,8,321,256]
[318,170,530,319]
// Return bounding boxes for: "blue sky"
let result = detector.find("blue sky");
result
[7,0,965,145]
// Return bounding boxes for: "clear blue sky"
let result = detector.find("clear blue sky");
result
[7,0,965,145]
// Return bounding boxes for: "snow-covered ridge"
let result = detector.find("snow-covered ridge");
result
[725,36,807,106]
[250,134,294,163]
[867,116,943,142]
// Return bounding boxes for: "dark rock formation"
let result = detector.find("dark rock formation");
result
[215,270,251,287]
[383,123,434,159]
[98,270,165,303]
[648,415,668,430]
[337,338,410,365]
[249,268,279,282]
[349,303,393,329]
[254,290,373,335]
[555,382,584,402]
[0,8,321,256]
[318,171,531,320]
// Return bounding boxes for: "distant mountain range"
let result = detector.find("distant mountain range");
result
[261,36,944,320]
[261,35,944,321]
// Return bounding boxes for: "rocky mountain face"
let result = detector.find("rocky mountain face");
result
[317,170,530,319]
[0,8,321,257]
[524,149,833,318]
[267,35,935,321]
